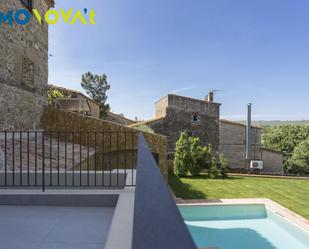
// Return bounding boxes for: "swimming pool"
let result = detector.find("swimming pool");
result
[179,204,309,249]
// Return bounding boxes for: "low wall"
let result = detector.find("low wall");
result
[42,107,167,177]
[261,149,283,174]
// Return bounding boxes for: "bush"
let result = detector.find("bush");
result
[262,125,309,172]
[174,132,193,176]
[218,153,228,178]
[289,140,309,175]
[47,88,64,105]
[173,131,229,178]
[188,137,205,176]
[208,157,219,179]
[134,124,155,134]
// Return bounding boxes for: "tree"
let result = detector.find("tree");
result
[289,140,309,174]
[208,157,219,179]
[218,153,228,178]
[262,125,309,172]
[174,132,193,176]
[188,137,203,176]
[174,132,215,177]
[81,72,111,118]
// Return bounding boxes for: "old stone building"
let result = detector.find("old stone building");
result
[0,0,54,130]
[130,93,221,153]
[131,93,283,173]
[50,85,101,118]
[51,85,136,125]
[219,119,283,173]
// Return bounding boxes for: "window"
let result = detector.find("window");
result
[22,57,35,91]
[192,114,198,123]
[20,0,33,12]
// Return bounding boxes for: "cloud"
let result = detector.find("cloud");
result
[170,86,196,94]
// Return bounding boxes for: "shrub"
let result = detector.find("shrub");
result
[174,132,193,176]
[208,157,219,179]
[262,125,309,172]
[188,137,203,176]
[218,153,228,178]
[289,140,309,175]
[134,124,155,134]
[47,88,64,105]
[174,132,227,178]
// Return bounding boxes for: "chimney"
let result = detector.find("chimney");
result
[206,91,214,102]
[245,103,252,160]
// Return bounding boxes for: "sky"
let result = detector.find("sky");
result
[49,0,309,121]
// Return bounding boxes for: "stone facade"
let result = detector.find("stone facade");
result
[260,148,283,174]
[0,0,53,130]
[131,94,283,173]
[219,120,262,170]
[42,107,168,177]
[131,94,220,153]
[51,85,101,118]
[219,120,283,173]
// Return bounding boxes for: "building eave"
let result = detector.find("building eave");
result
[220,119,262,129]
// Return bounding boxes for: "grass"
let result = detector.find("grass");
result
[169,173,309,219]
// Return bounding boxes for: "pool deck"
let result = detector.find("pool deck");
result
[176,198,309,232]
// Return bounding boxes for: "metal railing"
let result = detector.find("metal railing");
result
[0,131,138,191]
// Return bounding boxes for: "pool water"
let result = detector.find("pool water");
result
[179,204,309,249]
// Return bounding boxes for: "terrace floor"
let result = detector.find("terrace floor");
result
[0,133,95,171]
[0,205,114,249]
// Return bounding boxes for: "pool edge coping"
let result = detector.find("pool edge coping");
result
[176,198,309,232]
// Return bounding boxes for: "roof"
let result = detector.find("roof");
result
[44,0,55,8]
[220,119,262,129]
[260,148,284,155]
[107,111,136,124]
[129,117,165,127]
[155,93,221,106]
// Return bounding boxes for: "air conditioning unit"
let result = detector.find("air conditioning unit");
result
[250,160,263,170]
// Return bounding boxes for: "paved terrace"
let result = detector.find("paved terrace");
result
[0,133,95,171]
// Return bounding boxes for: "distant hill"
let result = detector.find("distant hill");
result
[238,120,309,127]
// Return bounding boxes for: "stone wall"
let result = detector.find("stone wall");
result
[155,94,220,119]
[261,149,283,173]
[219,120,283,173]
[148,107,219,153]
[155,95,169,118]
[133,94,221,153]
[219,120,263,169]
[0,0,52,130]
[0,84,46,129]
[42,107,168,177]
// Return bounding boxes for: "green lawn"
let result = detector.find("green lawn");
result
[169,173,309,219]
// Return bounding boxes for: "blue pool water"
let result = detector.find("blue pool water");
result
[179,204,309,249]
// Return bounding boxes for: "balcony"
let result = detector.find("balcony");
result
[0,131,197,249]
